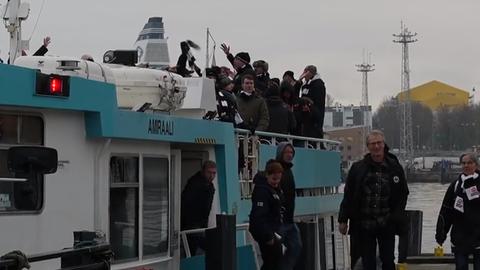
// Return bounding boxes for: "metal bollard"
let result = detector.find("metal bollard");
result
[205,214,236,270]
[294,222,317,270]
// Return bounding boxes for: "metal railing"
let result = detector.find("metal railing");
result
[180,223,250,259]
[235,129,341,200]
[179,217,351,270]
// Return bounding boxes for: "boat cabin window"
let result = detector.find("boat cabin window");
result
[109,156,169,262]
[0,113,44,213]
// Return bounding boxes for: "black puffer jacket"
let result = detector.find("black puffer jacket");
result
[255,73,270,97]
[436,171,480,253]
[338,151,409,232]
[181,171,215,230]
[266,96,296,134]
[297,74,326,131]
[249,173,284,244]
[216,89,238,125]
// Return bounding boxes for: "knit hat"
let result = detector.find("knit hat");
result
[218,76,233,89]
[235,52,250,64]
[283,70,294,79]
[253,60,269,71]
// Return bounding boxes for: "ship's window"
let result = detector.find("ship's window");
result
[110,156,139,184]
[109,156,170,262]
[0,115,17,144]
[143,157,169,257]
[20,116,44,145]
[109,156,139,261]
[0,114,44,145]
[0,113,44,214]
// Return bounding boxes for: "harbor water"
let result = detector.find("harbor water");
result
[406,182,451,254]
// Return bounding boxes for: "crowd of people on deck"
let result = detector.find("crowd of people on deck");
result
[175,42,327,139]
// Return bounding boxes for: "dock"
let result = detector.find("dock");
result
[406,254,458,270]
[409,265,453,270]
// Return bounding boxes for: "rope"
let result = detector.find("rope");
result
[28,0,47,41]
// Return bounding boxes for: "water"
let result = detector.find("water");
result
[406,182,451,253]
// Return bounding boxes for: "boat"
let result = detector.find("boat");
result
[0,1,344,269]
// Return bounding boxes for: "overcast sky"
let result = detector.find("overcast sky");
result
[2,0,479,109]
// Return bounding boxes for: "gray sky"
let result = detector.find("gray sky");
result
[2,0,479,109]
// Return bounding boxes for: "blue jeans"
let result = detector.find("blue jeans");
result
[278,223,302,270]
[454,250,480,270]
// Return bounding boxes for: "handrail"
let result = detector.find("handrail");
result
[180,223,250,258]
[234,128,341,146]
[235,128,341,200]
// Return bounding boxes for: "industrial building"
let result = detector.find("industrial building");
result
[397,80,469,110]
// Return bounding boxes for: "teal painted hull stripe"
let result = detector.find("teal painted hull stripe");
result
[259,144,341,188]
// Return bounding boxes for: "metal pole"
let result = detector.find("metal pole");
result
[205,28,209,70]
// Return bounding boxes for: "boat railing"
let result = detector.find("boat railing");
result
[180,215,351,270]
[180,223,251,259]
[235,128,341,200]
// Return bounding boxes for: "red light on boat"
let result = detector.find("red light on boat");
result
[49,77,63,94]
[36,73,70,97]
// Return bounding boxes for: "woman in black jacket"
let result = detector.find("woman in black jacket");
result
[436,153,480,270]
[249,160,285,270]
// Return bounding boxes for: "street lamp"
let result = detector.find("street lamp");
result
[416,125,420,151]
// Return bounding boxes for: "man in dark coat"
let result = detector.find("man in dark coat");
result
[276,142,302,270]
[181,161,217,255]
[295,65,326,138]
[253,60,271,97]
[338,130,409,270]
[220,43,254,94]
[250,160,285,270]
[216,77,241,126]
[265,83,296,135]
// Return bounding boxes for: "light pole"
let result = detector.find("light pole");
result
[416,125,420,151]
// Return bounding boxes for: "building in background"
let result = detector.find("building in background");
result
[324,105,372,172]
[324,105,372,129]
[326,126,366,174]
[397,80,469,110]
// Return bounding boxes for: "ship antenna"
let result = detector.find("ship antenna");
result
[205,28,217,69]
[3,0,30,63]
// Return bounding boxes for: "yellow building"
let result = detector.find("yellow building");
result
[397,80,469,110]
